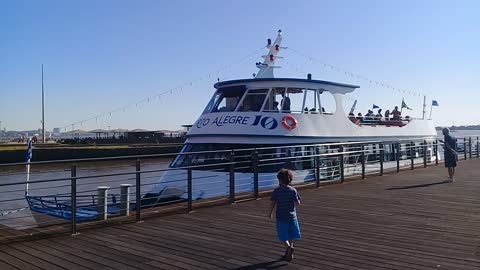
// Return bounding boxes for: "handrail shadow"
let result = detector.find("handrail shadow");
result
[387,180,449,190]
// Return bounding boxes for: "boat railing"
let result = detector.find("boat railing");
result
[1,136,479,241]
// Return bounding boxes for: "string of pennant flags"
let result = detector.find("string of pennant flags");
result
[59,47,265,132]
[287,47,429,98]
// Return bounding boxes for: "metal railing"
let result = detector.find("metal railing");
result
[0,135,479,242]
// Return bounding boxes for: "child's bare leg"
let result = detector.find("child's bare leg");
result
[290,240,294,248]
[283,240,290,248]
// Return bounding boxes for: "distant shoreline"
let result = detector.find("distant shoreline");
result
[0,143,183,164]
[435,125,480,131]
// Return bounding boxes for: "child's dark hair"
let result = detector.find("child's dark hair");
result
[277,169,293,185]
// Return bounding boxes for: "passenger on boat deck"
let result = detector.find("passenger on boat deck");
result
[365,110,374,122]
[357,113,364,122]
[376,109,383,121]
[281,93,291,112]
[392,106,401,121]
[384,110,390,120]
[273,101,280,112]
[348,112,356,122]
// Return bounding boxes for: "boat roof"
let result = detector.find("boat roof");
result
[214,78,359,95]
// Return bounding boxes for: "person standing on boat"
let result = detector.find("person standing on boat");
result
[441,128,458,182]
[392,106,401,121]
[268,169,301,262]
[281,93,291,113]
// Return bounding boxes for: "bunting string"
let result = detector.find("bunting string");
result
[60,47,264,131]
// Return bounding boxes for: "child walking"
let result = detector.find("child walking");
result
[268,169,302,262]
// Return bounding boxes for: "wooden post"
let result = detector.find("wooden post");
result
[120,184,132,216]
[477,136,479,159]
[340,146,345,182]
[229,150,235,204]
[187,154,193,213]
[97,186,109,221]
[469,137,472,159]
[410,141,414,170]
[423,140,427,168]
[379,143,384,176]
[315,147,320,187]
[252,150,259,199]
[70,164,77,235]
[396,142,400,173]
[361,145,365,179]
[135,159,141,222]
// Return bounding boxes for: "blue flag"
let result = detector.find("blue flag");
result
[25,140,32,162]
[372,104,380,109]
[432,100,439,106]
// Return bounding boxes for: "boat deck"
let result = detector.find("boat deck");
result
[1,160,480,269]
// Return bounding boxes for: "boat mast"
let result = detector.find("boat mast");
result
[255,30,284,78]
[41,64,46,143]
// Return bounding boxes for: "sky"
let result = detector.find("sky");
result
[1,0,479,132]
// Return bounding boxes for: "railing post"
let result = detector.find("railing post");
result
[135,158,141,223]
[340,146,345,182]
[97,186,109,221]
[229,150,235,204]
[464,137,467,160]
[435,140,439,166]
[252,150,259,199]
[120,184,132,216]
[187,154,193,213]
[315,147,320,187]
[396,142,400,173]
[379,143,384,176]
[70,164,77,235]
[423,140,427,168]
[410,141,414,170]
[361,145,365,179]
[469,137,472,159]
[477,136,479,159]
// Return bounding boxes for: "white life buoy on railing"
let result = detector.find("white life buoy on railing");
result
[281,115,298,130]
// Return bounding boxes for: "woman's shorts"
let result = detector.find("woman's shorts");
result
[276,218,302,242]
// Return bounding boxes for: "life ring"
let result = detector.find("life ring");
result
[281,115,298,130]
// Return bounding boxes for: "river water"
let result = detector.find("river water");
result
[0,157,172,229]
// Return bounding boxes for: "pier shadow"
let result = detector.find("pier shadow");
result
[230,260,289,270]
[387,180,449,190]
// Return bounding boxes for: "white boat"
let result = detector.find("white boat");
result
[147,30,437,201]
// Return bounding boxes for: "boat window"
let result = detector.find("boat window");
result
[318,90,336,114]
[237,89,268,112]
[282,88,304,113]
[263,88,284,112]
[303,89,319,114]
[204,86,246,113]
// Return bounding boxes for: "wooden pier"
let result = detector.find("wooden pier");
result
[1,160,480,269]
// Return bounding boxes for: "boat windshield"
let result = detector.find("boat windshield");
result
[202,85,246,114]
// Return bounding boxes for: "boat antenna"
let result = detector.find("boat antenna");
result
[256,30,285,78]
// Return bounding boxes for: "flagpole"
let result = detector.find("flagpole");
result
[400,98,404,114]
[41,64,45,143]
[422,96,426,120]
[429,103,433,119]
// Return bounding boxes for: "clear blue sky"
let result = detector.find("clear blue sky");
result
[1,0,479,131]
